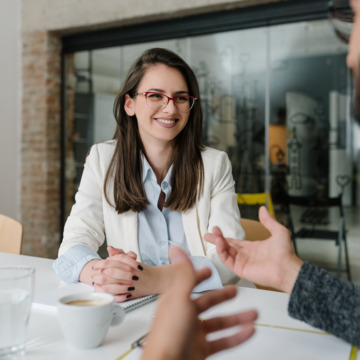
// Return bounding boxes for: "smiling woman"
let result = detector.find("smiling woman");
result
[53,48,245,303]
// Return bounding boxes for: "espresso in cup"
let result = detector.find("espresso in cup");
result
[57,292,125,350]
[66,298,110,306]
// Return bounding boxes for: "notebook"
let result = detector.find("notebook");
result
[33,282,157,312]
[119,294,157,313]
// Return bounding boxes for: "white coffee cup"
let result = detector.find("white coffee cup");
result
[57,292,125,350]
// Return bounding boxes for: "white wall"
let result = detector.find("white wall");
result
[0,0,21,220]
[22,0,257,33]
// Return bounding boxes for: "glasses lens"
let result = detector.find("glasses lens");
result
[175,96,194,112]
[145,93,167,110]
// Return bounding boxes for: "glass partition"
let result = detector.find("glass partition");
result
[269,20,350,221]
[63,18,351,222]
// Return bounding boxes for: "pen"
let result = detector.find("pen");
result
[131,332,148,348]
[115,333,148,360]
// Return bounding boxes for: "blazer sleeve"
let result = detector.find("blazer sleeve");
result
[58,144,106,256]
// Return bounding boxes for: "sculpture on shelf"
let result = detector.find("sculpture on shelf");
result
[287,127,302,190]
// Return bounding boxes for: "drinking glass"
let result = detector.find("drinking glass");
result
[0,267,35,358]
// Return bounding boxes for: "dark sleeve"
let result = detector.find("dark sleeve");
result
[288,261,360,347]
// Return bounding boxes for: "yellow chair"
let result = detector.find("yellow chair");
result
[237,192,275,218]
[239,217,280,292]
[0,214,23,254]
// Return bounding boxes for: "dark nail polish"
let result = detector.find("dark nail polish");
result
[128,287,135,291]
[132,275,139,281]
[137,265,143,271]
[126,294,132,298]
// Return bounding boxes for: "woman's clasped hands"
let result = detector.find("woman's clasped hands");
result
[91,246,144,302]
[90,246,173,302]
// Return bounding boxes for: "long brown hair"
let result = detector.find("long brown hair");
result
[104,48,204,213]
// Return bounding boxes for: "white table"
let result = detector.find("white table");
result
[0,252,357,360]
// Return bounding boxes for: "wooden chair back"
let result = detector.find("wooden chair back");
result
[241,218,271,241]
[0,214,23,254]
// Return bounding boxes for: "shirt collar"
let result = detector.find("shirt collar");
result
[142,155,153,183]
[141,154,173,190]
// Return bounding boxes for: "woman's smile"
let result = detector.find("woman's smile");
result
[154,117,179,127]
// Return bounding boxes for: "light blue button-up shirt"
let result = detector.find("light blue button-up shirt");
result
[138,156,222,292]
[53,156,222,292]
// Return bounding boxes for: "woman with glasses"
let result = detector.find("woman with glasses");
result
[53,48,244,302]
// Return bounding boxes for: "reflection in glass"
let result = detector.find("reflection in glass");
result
[269,20,351,218]
[63,18,353,224]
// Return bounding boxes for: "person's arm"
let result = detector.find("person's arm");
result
[141,247,258,360]
[204,206,360,347]
[53,245,101,284]
[56,144,108,285]
[289,262,360,347]
[56,145,142,300]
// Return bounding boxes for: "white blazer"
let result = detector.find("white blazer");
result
[60,141,245,284]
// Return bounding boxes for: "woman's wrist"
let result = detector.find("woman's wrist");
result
[78,259,101,285]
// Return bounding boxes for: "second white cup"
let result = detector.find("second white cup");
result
[57,292,125,350]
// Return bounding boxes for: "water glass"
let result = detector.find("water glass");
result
[0,267,35,358]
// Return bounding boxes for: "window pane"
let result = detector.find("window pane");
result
[269,20,351,218]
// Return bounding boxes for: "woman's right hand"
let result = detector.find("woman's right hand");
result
[107,245,137,259]
[79,247,142,302]
[92,252,142,302]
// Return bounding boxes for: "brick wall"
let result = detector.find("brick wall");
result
[65,54,76,219]
[22,31,61,258]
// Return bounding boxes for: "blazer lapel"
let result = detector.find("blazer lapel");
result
[121,210,141,261]
[182,203,206,256]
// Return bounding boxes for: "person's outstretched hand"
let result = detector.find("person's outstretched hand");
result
[204,206,303,293]
[141,246,258,360]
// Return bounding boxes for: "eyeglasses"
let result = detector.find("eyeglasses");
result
[328,0,354,43]
[133,91,197,113]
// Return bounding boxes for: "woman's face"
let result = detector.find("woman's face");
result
[124,63,191,149]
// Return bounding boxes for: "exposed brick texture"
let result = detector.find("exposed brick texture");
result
[21,31,61,258]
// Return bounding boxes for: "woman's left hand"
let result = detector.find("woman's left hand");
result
[92,248,142,302]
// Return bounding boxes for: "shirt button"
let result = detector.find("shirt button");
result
[161,241,166,246]
[162,182,168,189]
